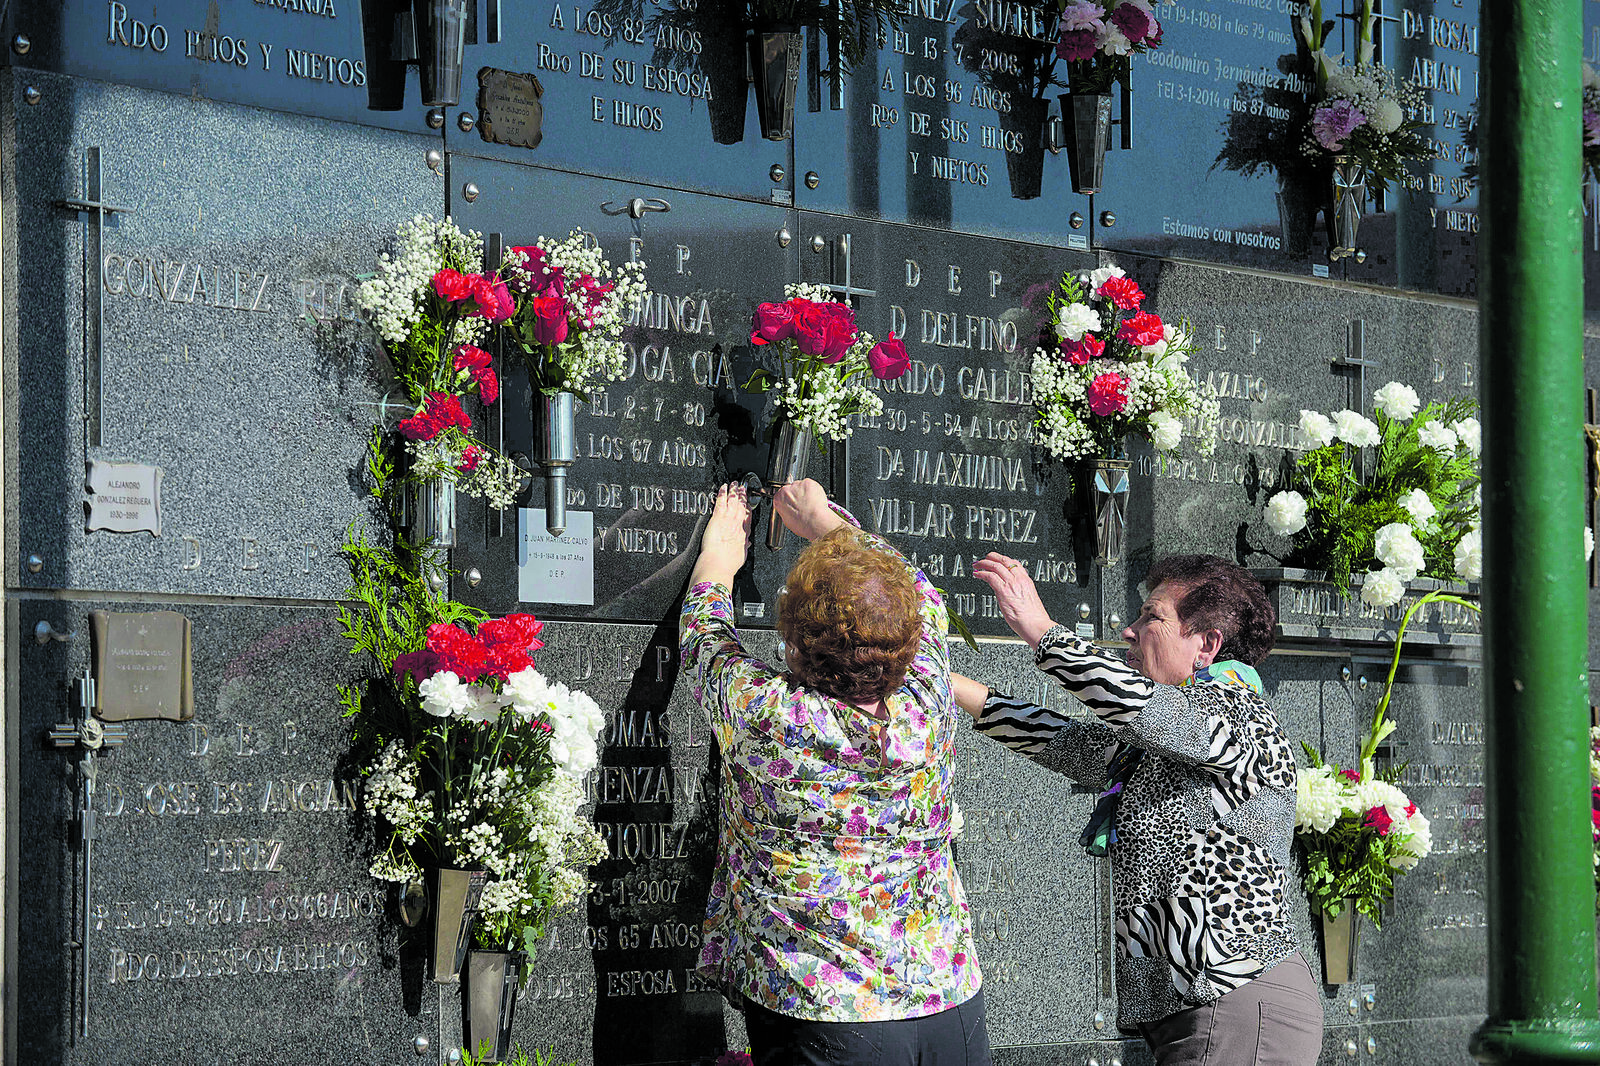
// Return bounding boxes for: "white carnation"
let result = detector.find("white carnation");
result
[418,671,475,718]
[1373,381,1420,420]
[1390,809,1432,869]
[1085,265,1126,290]
[1452,417,1481,458]
[1295,767,1345,833]
[1374,522,1425,579]
[1417,420,1458,451]
[1054,302,1102,342]
[1149,410,1183,451]
[1333,409,1380,447]
[1371,98,1404,134]
[1398,489,1437,526]
[1454,528,1482,581]
[1265,490,1309,536]
[1360,567,1407,608]
[1299,409,1336,449]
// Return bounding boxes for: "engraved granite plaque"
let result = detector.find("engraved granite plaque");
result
[477,67,546,150]
[89,610,194,721]
[84,460,162,536]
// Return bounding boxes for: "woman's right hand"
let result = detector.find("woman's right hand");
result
[772,478,843,542]
[972,553,1055,648]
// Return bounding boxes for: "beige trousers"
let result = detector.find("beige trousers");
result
[1138,954,1324,1066]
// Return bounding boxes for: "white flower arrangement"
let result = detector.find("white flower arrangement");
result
[357,215,487,352]
[1030,266,1219,462]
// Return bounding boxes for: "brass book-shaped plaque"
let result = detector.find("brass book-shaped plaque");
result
[90,610,195,721]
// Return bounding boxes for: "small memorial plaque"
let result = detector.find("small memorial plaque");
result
[89,609,194,721]
[519,509,595,605]
[84,460,162,535]
[477,67,545,150]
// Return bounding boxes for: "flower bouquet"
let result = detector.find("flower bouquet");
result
[1259,382,1479,607]
[1052,0,1164,191]
[338,535,606,974]
[744,283,909,548]
[499,230,648,535]
[1590,726,1600,905]
[355,216,524,543]
[1031,265,1216,565]
[1296,0,1429,255]
[1583,63,1600,188]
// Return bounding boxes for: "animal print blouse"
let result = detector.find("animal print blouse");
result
[974,625,1300,1029]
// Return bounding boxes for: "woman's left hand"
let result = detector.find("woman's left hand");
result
[973,552,1055,648]
[690,482,752,587]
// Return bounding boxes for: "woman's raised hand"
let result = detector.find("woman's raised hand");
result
[972,553,1056,648]
[772,478,843,542]
[690,482,752,587]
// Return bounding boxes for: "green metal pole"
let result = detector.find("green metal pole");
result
[1470,0,1600,1060]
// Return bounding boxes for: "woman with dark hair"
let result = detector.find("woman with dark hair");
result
[681,479,990,1066]
[954,552,1320,1066]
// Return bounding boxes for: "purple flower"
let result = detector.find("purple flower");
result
[1056,28,1099,61]
[1108,4,1150,42]
[820,962,843,982]
[1312,99,1368,151]
[1058,0,1105,31]
[1585,109,1600,148]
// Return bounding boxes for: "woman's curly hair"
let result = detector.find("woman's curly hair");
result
[1143,554,1277,666]
[778,527,922,704]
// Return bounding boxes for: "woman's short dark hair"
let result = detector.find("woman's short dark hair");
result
[1143,554,1277,665]
[778,527,922,704]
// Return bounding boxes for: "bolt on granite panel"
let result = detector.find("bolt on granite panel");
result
[7,71,437,599]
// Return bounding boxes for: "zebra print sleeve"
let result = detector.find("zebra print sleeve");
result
[973,689,1119,787]
[1033,625,1154,724]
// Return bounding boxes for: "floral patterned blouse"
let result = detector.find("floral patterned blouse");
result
[679,507,982,1022]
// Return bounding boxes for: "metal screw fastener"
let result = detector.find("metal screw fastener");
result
[1079,602,1092,620]
[1107,613,1122,630]
[1354,249,1368,264]
[1092,1010,1106,1030]
[1363,992,1376,1011]
[12,34,31,55]
[1099,210,1117,227]
[23,85,41,105]
[1087,1059,1100,1066]
[426,108,446,129]
[414,1035,432,1054]
[1109,1059,1122,1066]
[1365,1037,1377,1055]
[457,111,476,132]
[804,171,820,189]
[425,149,444,172]
[810,235,826,253]
[1358,675,1369,690]
[462,182,480,203]
[428,571,447,592]
[466,568,482,587]
[777,228,792,248]
[26,554,43,573]
[1344,1039,1358,1057]
[1347,997,1359,1016]
[769,164,786,182]
[1341,665,1352,683]
[1069,212,1085,229]
[448,1051,462,1063]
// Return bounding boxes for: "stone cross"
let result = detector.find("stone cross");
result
[49,669,127,1040]
[56,148,134,450]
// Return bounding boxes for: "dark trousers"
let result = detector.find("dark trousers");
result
[744,989,992,1066]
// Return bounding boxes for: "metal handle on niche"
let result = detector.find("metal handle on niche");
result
[35,620,76,644]
[600,197,672,219]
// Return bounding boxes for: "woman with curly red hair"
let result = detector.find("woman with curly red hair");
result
[680,479,990,1066]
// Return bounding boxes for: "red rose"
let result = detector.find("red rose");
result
[393,648,442,684]
[793,301,857,362]
[1116,310,1165,347]
[425,623,488,681]
[751,301,798,345]
[1097,276,1144,311]
[572,274,614,329]
[1363,805,1394,836]
[867,332,910,380]
[528,294,570,345]
[470,273,514,323]
[509,246,564,296]
[1087,372,1129,416]
[433,268,475,302]
[456,445,483,473]
[1062,334,1105,365]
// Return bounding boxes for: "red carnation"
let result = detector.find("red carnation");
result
[867,333,911,380]
[1405,801,1418,818]
[425,623,489,681]
[1339,768,1360,782]
[393,648,443,685]
[474,367,499,404]
[1097,275,1144,310]
[1056,28,1098,61]
[1062,334,1105,365]
[454,345,492,373]
[1087,372,1129,416]
[433,268,476,302]
[457,445,483,473]
[470,273,514,323]
[1117,310,1166,348]
[1109,3,1151,43]
[1363,805,1394,836]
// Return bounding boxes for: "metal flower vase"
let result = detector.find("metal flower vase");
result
[431,867,487,983]
[1329,154,1368,261]
[765,420,815,550]
[465,950,526,1062]
[416,0,469,107]
[536,391,578,537]
[1090,457,1131,566]
[1060,92,1113,195]
[1319,902,1361,985]
[750,25,801,141]
[1000,95,1049,199]
[404,476,458,549]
